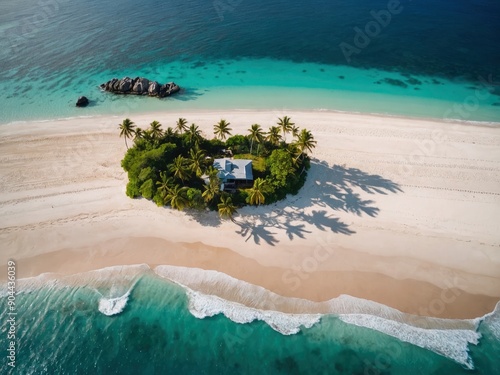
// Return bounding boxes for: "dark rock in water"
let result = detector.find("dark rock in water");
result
[159,82,181,98]
[112,79,121,91]
[148,81,160,96]
[119,77,133,92]
[132,77,149,94]
[100,76,181,98]
[76,96,89,107]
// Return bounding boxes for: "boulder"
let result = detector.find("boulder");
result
[168,82,180,94]
[158,82,180,97]
[105,78,118,91]
[148,81,160,96]
[76,96,89,107]
[112,79,121,91]
[118,77,133,93]
[132,77,149,94]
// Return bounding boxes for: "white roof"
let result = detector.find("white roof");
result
[213,158,253,181]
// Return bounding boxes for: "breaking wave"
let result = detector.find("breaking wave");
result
[481,301,500,341]
[98,291,131,316]
[154,265,497,370]
[3,263,498,370]
[339,314,479,370]
[0,264,149,316]
[186,288,320,335]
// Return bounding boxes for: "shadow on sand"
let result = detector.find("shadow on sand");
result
[231,160,402,246]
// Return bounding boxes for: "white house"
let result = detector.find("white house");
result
[212,158,253,189]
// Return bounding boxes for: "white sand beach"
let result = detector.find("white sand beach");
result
[1,110,499,319]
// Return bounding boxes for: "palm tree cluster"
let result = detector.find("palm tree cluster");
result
[120,116,317,218]
[119,117,199,149]
[239,116,316,160]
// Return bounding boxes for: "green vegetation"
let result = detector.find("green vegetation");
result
[119,118,136,149]
[233,154,266,174]
[213,119,232,140]
[119,116,316,219]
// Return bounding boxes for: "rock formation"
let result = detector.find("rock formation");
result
[99,77,180,98]
[76,96,89,107]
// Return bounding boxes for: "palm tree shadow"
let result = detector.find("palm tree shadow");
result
[298,210,356,235]
[235,221,279,246]
[293,161,402,218]
[281,222,312,240]
[330,164,403,194]
[231,161,402,244]
[318,185,380,217]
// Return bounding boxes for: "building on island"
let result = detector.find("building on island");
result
[211,158,253,192]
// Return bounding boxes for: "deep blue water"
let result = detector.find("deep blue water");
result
[2,0,499,79]
[0,0,499,122]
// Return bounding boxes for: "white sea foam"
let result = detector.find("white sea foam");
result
[480,301,500,341]
[186,288,320,335]
[98,291,130,316]
[339,314,479,370]
[0,265,151,318]
[154,264,493,370]
[10,264,151,292]
[0,273,61,297]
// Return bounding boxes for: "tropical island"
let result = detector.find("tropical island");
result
[119,116,317,220]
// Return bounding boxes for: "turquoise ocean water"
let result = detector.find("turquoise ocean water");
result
[1,0,500,373]
[1,267,499,374]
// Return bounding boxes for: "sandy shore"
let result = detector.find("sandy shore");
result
[1,110,499,319]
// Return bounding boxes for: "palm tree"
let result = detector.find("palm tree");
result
[149,120,163,140]
[176,118,188,134]
[218,195,237,221]
[266,126,282,146]
[134,127,144,141]
[164,184,189,210]
[169,155,190,182]
[290,125,300,139]
[118,118,136,149]
[188,148,206,177]
[187,123,202,148]
[248,124,264,155]
[294,128,317,159]
[214,119,232,140]
[247,178,269,205]
[287,143,302,166]
[164,127,175,138]
[277,116,294,142]
[202,177,221,203]
[156,171,173,199]
[205,166,219,179]
[142,130,154,143]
